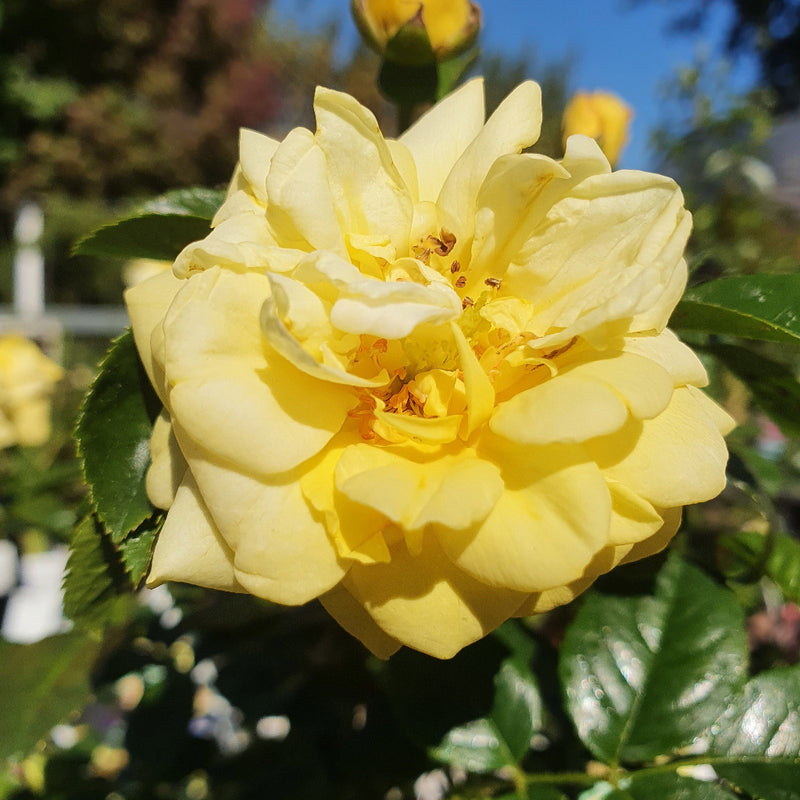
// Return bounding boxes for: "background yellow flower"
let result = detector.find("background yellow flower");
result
[0,334,63,449]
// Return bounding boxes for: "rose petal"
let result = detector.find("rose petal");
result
[344,534,527,659]
[176,430,348,605]
[145,409,186,510]
[163,268,353,475]
[437,441,610,592]
[124,268,184,402]
[398,77,486,203]
[587,386,730,507]
[319,583,401,659]
[147,471,244,593]
[313,87,413,255]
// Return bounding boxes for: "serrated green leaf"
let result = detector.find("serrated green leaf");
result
[625,773,737,799]
[559,554,748,765]
[73,213,210,260]
[62,515,128,628]
[118,516,162,586]
[703,342,800,438]
[709,666,800,800]
[723,530,800,602]
[671,274,800,344]
[136,187,225,219]
[0,631,100,761]
[76,330,160,542]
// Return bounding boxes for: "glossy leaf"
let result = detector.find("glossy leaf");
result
[76,330,160,543]
[0,631,100,761]
[703,342,800,438]
[559,554,748,765]
[432,718,507,773]
[73,213,210,260]
[671,274,800,344]
[709,666,800,800]
[432,649,544,772]
[723,530,800,602]
[491,657,543,761]
[136,187,225,219]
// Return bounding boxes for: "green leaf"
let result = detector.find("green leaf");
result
[491,657,543,761]
[136,187,225,219]
[703,342,800,437]
[76,330,160,543]
[709,666,800,800]
[433,649,543,772]
[559,554,748,765]
[723,530,800,602]
[73,213,211,260]
[0,631,100,761]
[62,515,128,627]
[671,274,800,344]
[118,516,162,586]
[625,773,738,799]
[431,718,507,773]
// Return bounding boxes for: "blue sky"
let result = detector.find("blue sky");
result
[269,0,759,169]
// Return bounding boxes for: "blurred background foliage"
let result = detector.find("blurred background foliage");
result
[1,0,800,798]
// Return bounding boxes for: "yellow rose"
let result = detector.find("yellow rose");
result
[126,80,733,659]
[562,90,633,166]
[352,0,480,61]
[0,334,64,448]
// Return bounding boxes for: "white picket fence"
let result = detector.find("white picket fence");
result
[1,201,129,354]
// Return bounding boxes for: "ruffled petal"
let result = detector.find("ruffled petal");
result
[622,329,708,387]
[238,127,280,204]
[587,386,730,507]
[147,471,244,593]
[265,127,347,256]
[176,429,348,605]
[438,81,542,249]
[335,443,504,540]
[124,268,184,402]
[505,169,691,347]
[319,583,401,659]
[313,87,414,255]
[163,268,353,476]
[344,534,527,659]
[145,409,186,510]
[398,77,486,203]
[437,441,610,592]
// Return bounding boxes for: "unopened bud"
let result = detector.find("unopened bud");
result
[352,0,481,64]
[562,90,633,166]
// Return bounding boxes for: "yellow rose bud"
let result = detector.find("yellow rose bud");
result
[352,0,481,62]
[0,333,63,448]
[562,90,633,166]
[127,80,731,659]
